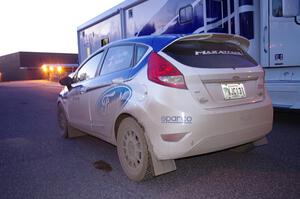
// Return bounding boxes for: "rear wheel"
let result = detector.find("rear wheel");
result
[117,117,153,181]
[57,103,68,138]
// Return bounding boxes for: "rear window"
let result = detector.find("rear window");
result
[163,40,257,68]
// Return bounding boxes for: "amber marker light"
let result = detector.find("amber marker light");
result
[49,65,54,72]
[41,64,48,73]
[57,66,63,73]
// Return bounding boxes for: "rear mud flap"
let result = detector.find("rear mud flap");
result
[145,134,176,176]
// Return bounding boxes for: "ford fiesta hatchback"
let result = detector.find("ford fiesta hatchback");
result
[58,34,273,181]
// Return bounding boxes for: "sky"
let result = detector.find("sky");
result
[0,0,124,56]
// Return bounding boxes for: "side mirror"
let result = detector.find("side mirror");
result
[282,0,300,17]
[59,76,73,90]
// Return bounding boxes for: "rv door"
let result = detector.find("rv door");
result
[269,0,300,67]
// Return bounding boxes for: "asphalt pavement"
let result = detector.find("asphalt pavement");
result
[0,80,299,199]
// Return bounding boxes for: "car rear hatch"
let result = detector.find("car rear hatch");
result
[159,34,265,109]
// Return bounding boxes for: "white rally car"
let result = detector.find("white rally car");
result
[57,34,273,181]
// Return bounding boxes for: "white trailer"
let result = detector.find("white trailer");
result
[77,0,300,109]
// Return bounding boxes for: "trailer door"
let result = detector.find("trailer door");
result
[269,0,300,67]
[265,0,300,109]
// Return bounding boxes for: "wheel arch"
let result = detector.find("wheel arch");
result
[57,99,70,122]
[114,112,145,142]
[114,111,177,178]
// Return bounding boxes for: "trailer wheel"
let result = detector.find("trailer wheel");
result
[117,117,153,181]
[57,103,68,138]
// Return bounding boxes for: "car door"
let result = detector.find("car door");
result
[67,52,103,132]
[89,44,136,139]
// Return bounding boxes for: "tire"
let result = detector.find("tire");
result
[117,117,153,181]
[57,103,68,138]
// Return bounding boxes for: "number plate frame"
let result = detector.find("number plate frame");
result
[221,83,246,100]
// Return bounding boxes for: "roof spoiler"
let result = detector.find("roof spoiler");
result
[177,33,250,51]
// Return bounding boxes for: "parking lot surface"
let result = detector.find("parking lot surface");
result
[0,80,299,199]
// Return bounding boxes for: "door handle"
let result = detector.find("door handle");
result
[263,26,268,53]
[112,78,124,84]
[79,86,88,94]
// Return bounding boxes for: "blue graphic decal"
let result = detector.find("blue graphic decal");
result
[134,0,254,40]
[231,18,235,34]
[97,85,132,114]
[239,11,254,39]
[79,0,256,62]
[230,0,235,14]
[239,0,253,6]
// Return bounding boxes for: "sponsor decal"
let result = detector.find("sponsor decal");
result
[97,85,132,114]
[195,50,243,56]
[161,115,192,124]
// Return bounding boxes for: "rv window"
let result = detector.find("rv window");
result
[163,41,257,68]
[101,45,134,75]
[128,9,133,18]
[179,5,193,24]
[272,0,283,17]
[101,38,109,47]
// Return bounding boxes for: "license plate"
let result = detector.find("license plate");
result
[221,83,246,100]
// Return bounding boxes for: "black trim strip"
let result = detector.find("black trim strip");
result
[202,76,258,83]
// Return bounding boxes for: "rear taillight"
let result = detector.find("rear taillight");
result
[147,52,187,89]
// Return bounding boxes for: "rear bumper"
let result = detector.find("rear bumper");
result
[145,98,273,160]
[178,121,271,159]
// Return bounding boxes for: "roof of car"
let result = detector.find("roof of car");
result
[108,34,183,52]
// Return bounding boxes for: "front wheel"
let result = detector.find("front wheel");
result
[57,103,68,138]
[117,117,153,181]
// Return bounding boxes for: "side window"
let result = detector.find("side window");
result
[272,0,283,17]
[101,45,134,75]
[75,52,103,82]
[101,38,109,47]
[128,9,133,18]
[135,45,148,64]
[179,5,193,24]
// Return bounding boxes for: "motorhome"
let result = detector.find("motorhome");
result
[77,0,300,109]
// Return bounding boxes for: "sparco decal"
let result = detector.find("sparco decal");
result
[161,115,193,124]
